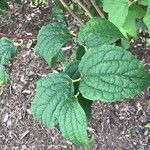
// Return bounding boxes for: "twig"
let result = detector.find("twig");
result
[90,0,105,18]
[60,0,84,25]
[74,0,93,18]
[0,32,36,40]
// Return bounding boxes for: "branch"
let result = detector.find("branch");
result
[0,32,36,40]
[74,0,93,18]
[90,0,105,18]
[60,0,84,25]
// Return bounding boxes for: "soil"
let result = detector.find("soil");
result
[0,1,150,150]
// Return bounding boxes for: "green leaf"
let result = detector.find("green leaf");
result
[136,19,146,31]
[103,0,129,27]
[0,37,17,65]
[78,45,150,102]
[77,17,123,48]
[0,0,9,15]
[51,50,66,66]
[31,73,74,128]
[123,5,146,37]
[0,65,9,86]
[144,5,150,34]
[0,37,16,86]
[64,60,80,94]
[65,60,80,80]
[51,6,65,23]
[35,23,70,66]
[76,46,86,60]
[121,38,130,49]
[58,97,91,145]
[31,73,92,145]
[138,0,149,6]
[78,94,93,122]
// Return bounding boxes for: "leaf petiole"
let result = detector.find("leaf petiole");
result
[72,77,81,83]
[75,91,80,98]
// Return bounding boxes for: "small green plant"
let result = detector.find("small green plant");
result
[0,0,150,147]
[0,38,17,86]
[31,0,150,146]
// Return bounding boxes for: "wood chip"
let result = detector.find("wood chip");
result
[20,130,29,140]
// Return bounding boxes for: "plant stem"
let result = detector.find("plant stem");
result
[128,0,138,6]
[74,0,93,18]
[90,0,105,18]
[0,32,36,39]
[72,77,81,83]
[75,91,80,98]
[60,0,84,25]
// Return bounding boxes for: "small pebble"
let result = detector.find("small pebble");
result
[144,130,149,136]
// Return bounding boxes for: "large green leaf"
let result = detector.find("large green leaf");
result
[35,23,70,66]
[64,59,93,122]
[123,5,146,37]
[78,45,150,102]
[103,0,129,27]
[144,5,150,34]
[31,73,92,145]
[0,65,9,86]
[64,60,93,122]
[77,17,123,48]
[58,97,91,145]
[0,37,17,65]
[31,73,74,128]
